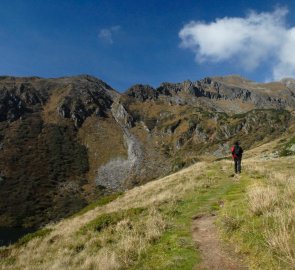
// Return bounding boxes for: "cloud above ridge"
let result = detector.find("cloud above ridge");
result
[179,7,295,80]
[98,25,121,44]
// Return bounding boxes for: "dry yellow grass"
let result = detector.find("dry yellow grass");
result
[215,99,255,113]
[1,136,295,270]
[0,162,206,270]
[77,115,127,185]
[42,86,71,125]
[128,101,188,119]
[247,184,279,215]
[264,208,295,266]
[243,156,295,267]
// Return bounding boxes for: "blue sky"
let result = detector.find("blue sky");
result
[1,0,295,91]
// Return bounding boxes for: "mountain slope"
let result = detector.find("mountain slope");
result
[1,75,295,228]
[1,140,295,269]
[0,75,123,227]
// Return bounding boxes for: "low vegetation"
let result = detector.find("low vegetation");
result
[1,148,295,269]
[16,228,53,246]
[279,136,295,156]
[70,192,123,218]
[0,114,90,227]
[218,157,295,269]
[1,75,295,230]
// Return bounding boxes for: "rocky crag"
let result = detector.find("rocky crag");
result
[0,74,295,227]
[95,99,143,190]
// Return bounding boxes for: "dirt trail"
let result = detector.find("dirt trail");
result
[192,215,247,270]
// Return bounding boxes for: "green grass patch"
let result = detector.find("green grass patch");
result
[1,256,16,266]
[131,161,294,270]
[79,207,145,234]
[279,136,295,156]
[16,228,53,246]
[129,163,238,270]
[217,170,290,269]
[70,192,123,218]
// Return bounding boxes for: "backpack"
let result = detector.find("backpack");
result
[233,145,243,156]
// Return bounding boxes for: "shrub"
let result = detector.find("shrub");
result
[172,157,186,172]
[279,136,295,157]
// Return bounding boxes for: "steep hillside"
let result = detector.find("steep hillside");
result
[0,75,124,227]
[1,141,295,270]
[1,75,295,228]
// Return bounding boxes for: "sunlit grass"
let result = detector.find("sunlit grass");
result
[1,155,295,270]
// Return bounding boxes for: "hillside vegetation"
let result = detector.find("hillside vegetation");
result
[1,75,295,228]
[1,140,295,269]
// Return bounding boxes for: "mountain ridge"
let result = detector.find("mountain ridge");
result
[0,74,295,228]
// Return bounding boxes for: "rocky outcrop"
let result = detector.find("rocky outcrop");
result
[125,84,158,101]
[125,76,295,113]
[0,91,26,122]
[55,77,115,127]
[0,81,45,122]
[96,100,143,190]
[110,101,134,128]
[0,75,116,126]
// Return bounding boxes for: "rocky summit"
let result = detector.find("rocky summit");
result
[0,74,295,227]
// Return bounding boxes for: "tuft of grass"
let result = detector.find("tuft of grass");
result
[264,209,295,266]
[1,257,16,266]
[79,207,145,234]
[247,185,278,216]
[71,192,123,218]
[220,213,243,233]
[16,228,53,246]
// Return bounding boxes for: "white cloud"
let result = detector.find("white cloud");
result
[98,25,121,44]
[274,28,295,79]
[179,7,295,80]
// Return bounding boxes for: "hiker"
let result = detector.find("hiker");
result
[231,141,243,174]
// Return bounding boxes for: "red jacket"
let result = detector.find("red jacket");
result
[231,146,236,159]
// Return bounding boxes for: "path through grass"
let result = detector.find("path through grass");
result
[1,157,295,270]
[129,162,245,270]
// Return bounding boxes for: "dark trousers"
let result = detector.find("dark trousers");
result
[234,158,242,174]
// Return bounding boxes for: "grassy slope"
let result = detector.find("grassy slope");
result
[1,151,295,269]
[218,157,295,270]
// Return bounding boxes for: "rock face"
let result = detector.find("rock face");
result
[0,74,295,228]
[0,82,44,122]
[125,84,158,102]
[96,100,143,190]
[123,76,295,113]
